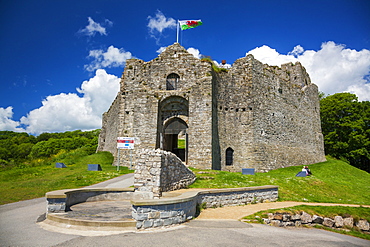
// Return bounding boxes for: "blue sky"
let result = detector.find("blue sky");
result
[1,0,369,134]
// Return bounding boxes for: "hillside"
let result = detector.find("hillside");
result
[190,157,370,205]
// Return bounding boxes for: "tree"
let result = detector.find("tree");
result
[320,93,370,172]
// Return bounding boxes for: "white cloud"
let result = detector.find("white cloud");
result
[288,45,304,57]
[0,107,25,132]
[85,45,133,72]
[19,69,120,134]
[78,17,112,36]
[148,10,176,33]
[148,10,176,44]
[247,42,370,101]
[187,47,201,59]
[246,45,298,65]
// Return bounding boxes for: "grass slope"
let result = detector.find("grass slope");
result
[0,150,132,205]
[190,157,370,205]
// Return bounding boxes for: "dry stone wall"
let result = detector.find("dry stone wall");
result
[134,149,196,199]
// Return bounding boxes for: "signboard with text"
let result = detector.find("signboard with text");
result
[117,137,135,149]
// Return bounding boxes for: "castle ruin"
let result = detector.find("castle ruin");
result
[97,43,326,172]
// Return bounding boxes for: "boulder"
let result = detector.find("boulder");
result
[273,213,283,220]
[284,221,295,227]
[312,215,324,224]
[334,216,343,228]
[291,214,301,221]
[267,213,274,220]
[356,220,370,231]
[343,217,354,228]
[300,211,312,224]
[270,220,283,227]
[323,217,335,227]
[282,214,291,222]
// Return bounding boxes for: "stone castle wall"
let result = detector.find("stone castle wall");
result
[216,55,325,172]
[98,43,325,172]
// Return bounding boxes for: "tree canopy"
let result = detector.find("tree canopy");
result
[0,130,100,166]
[320,93,370,172]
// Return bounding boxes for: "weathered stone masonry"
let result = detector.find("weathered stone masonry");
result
[132,185,278,229]
[134,149,196,199]
[98,43,325,172]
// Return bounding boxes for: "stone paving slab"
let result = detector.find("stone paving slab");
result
[64,200,133,221]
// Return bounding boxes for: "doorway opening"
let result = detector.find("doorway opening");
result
[163,117,188,162]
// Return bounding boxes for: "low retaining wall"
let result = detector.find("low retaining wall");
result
[45,185,278,229]
[46,188,135,213]
[131,185,278,229]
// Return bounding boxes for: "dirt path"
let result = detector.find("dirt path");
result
[196,201,370,220]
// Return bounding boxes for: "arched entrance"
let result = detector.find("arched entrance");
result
[157,96,189,162]
[163,117,188,162]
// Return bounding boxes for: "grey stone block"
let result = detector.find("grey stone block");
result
[143,220,153,229]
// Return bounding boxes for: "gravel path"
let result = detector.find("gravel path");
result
[196,201,370,220]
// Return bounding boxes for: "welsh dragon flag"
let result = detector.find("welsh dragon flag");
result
[179,20,203,30]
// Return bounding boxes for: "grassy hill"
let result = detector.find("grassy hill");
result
[0,149,132,205]
[1,154,369,206]
[190,157,370,205]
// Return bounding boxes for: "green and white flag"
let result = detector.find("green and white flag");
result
[179,20,203,30]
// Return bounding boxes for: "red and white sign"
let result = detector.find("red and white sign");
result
[117,137,135,149]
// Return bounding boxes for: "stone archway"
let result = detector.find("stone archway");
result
[163,117,188,161]
[157,96,189,162]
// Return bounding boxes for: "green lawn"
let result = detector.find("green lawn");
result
[0,150,133,205]
[189,157,370,205]
[178,139,185,149]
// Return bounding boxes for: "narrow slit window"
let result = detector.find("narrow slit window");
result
[226,147,234,166]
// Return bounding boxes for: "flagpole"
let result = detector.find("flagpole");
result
[176,20,179,43]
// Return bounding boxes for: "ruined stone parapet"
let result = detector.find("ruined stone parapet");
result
[134,149,196,199]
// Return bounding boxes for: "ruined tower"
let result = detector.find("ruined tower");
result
[97,43,325,172]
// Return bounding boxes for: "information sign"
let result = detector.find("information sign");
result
[117,137,135,149]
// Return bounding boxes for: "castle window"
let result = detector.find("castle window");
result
[226,147,234,166]
[166,73,180,90]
